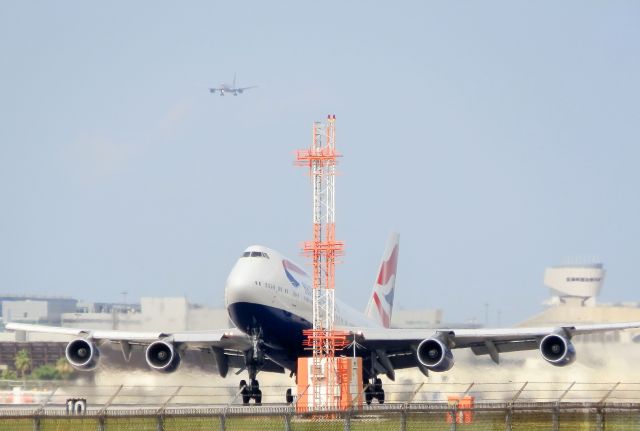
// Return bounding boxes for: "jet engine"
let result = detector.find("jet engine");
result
[65,339,100,370]
[145,340,181,373]
[540,334,576,366]
[416,338,455,372]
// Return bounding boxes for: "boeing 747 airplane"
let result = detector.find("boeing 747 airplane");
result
[7,234,640,404]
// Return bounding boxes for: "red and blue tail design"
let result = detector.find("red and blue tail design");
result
[365,233,399,328]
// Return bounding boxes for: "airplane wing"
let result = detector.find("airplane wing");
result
[6,322,248,347]
[352,322,640,347]
[237,86,257,91]
[5,322,286,376]
[347,322,640,379]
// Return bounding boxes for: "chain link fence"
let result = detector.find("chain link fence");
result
[1,403,640,431]
[2,381,640,430]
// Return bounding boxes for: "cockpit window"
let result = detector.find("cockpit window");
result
[242,251,270,258]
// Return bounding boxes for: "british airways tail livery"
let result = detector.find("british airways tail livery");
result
[7,233,640,405]
[365,233,399,328]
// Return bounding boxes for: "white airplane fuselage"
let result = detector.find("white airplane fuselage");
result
[216,84,242,96]
[225,245,378,354]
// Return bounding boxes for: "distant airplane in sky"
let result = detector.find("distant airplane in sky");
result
[209,74,256,96]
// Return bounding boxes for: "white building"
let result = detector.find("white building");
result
[391,308,443,328]
[61,297,231,332]
[0,295,78,325]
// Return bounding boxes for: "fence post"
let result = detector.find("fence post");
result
[511,382,528,403]
[599,382,620,404]
[552,403,559,431]
[156,414,164,431]
[462,383,474,396]
[596,407,604,431]
[98,416,106,431]
[343,409,351,431]
[407,382,425,404]
[450,405,457,431]
[157,385,183,413]
[285,412,291,431]
[35,385,59,415]
[32,416,40,431]
[558,382,576,402]
[400,405,407,431]
[219,414,226,431]
[98,384,124,416]
[505,406,512,431]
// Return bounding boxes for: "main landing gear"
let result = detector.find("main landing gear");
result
[240,379,262,405]
[364,378,385,405]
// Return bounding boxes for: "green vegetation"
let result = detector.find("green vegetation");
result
[55,356,74,380]
[31,363,60,380]
[1,351,73,381]
[14,349,31,384]
[0,413,637,431]
[0,368,17,379]
[29,358,74,380]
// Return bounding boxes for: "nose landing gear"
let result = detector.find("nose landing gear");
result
[239,328,265,406]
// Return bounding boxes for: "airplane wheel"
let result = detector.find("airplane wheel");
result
[250,379,260,391]
[253,389,262,405]
[364,387,373,405]
[240,380,250,405]
[286,388,294,404]
[374,378,383,392]
[373,378,384,402]
[247,379,260,405]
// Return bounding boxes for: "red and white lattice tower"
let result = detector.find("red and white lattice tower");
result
[295,115,347,410]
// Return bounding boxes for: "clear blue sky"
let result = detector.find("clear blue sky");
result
[1,1,639,325]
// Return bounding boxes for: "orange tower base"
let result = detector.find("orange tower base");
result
[296,357,363,412]
[446,395,475,424]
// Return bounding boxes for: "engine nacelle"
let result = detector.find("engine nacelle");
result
[65,339,100,370]
[145,341,181,373]
[540,334,576,366]
[416,338,455,372]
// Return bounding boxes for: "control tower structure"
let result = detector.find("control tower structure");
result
[543,263,605,307]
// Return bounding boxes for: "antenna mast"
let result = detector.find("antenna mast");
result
[296,115,346,410]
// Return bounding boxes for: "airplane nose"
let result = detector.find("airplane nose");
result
[224,257,268,306]
[224,266,253,307]
[224,249,279,308]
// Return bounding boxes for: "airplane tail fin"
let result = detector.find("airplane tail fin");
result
[364,233,399,328]
[233,73,237,88]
